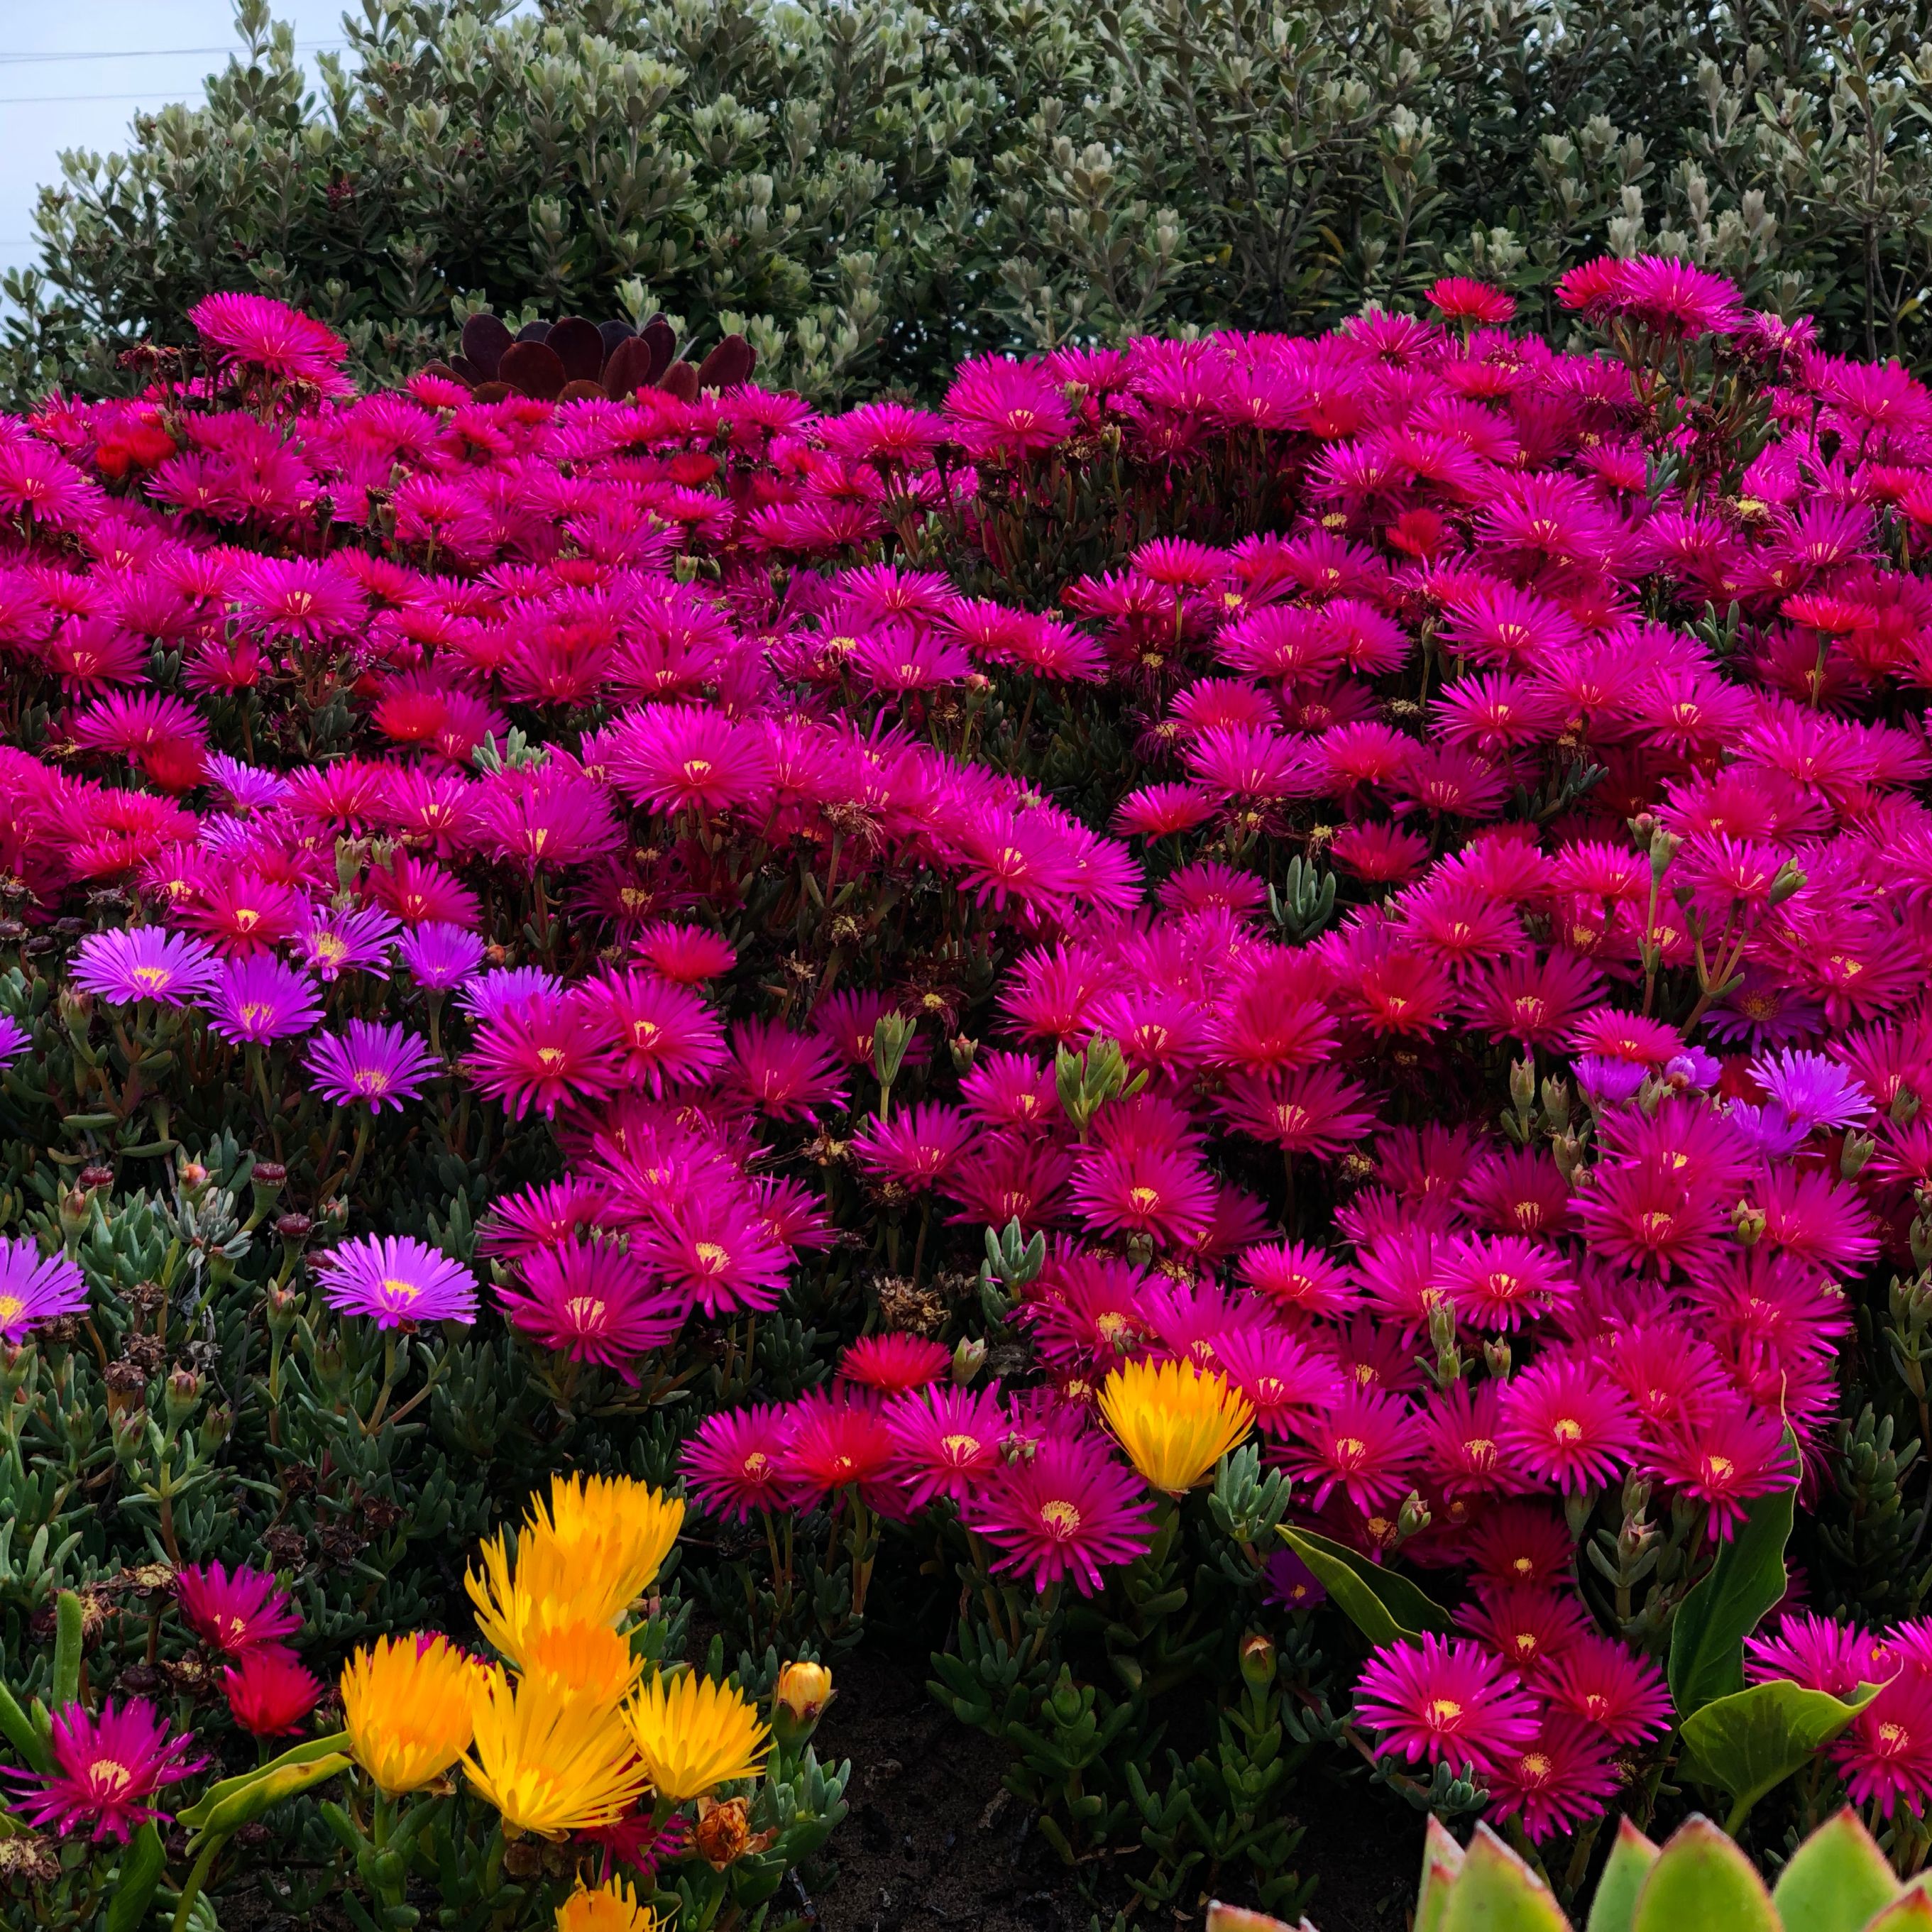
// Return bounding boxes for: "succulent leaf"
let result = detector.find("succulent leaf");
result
[1770,1806,1899,1932]
[1585,1817,1662,1932]
[1440,1823,1571,1932]
[1631,1818,1779,1932]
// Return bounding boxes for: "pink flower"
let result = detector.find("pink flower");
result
[495,1241,685,1374]
[1498,1354,1642,1494]
[1352,1635,1541,1775]
[681,1405,792,1520]
[11,1700,205,1842]
[965,1435,1156,1594]
[190,292,351,382]
[882,1384,1006,1508]
[176,1561,301,1657]
[1485,1713,1623,1843]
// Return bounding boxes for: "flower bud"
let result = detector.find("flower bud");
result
[771,1659,834,1747]
[177,1160,209,1195]
[264,1283,302,1341]
[251,1160,287,1214]
[949,1035,978,1074]
[1841,1131,1877,1180]
[1730,1199,1766,1246]
[1482,1337,1513,1379]
[1237,1632,1276,1691]
[1508,1054,1536,1115]
[164,1367,202,1428]
[78,1164,114,1193]
[951,1336,987,1386]
[57,1187,92,1241]
[1396,1490,1432,1542]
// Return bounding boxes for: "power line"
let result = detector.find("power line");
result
[0,90,315,105]
[0,43,347,65]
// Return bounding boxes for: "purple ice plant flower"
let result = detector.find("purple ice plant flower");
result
[1748,1047,1876,1136]
[397,921,485,992]
[306,1019,438,1112]
[205,955,324,1044]
[294,906,400,982]
[0,1237,88,1341]
[71,928,221,1007]
[312,1234,478,1327]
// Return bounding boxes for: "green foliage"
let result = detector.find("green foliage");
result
[1679,1681,1881,1833]
[1223,1808,1932,1932]
[1278,1525,1452,1646]
[1668,1456,1798,1718]
[15,0,1932,410]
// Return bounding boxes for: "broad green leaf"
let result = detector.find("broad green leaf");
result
[191,1752,351,1839]
[1586,1817,1660,1932]
[1632,1817,1779,1932]
[1668,1443,1799,1718]
[1771,1806,1899,1932]
[1441,1823,1570,1932]
[1866,1897,1932,1932]
[1680,1681,1880,1830]
[1417,1813,1468,1932]
[1278,1526,1452,1646]
[104,1821,166,1932]
[179,1729,351,1828]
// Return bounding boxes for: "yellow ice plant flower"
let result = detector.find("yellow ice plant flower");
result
[467,1476,685,1659]
[461,1666,647,1838]
[1099,1357,1254,1496]
[555,1877,659,1932]
[532,1473,684,1608]
[340,1633,478,1796]
[626,1671,770,1803]
[520,1617,647,1711]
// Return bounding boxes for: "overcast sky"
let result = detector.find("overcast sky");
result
[0,2,363,284]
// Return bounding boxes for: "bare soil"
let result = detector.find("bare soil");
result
[809,1637,1424,1932]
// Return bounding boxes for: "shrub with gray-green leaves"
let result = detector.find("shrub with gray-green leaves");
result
[6,0,1932,408]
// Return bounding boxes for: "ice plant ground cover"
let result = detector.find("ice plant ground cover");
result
[5,266,1932,1928]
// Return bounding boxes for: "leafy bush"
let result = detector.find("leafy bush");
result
[10,0,1932,412]
[9,257,1932,1928]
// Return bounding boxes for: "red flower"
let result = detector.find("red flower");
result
[224,1649,324,1737]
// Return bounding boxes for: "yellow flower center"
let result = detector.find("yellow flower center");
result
[1428,1698,1462,1725]
[1038,1500,1082,1537]
[694,1241,728,1273]
[564,1297,605,1327]
[89,1759,133,1796]
[381,1278,420,1302]
[1552,1417,1583,1443]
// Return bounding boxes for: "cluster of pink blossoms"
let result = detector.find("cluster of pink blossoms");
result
[4,258,1932,1847]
